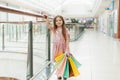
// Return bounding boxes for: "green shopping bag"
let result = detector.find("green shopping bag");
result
[63,58,69,78]
[71,55,81,68]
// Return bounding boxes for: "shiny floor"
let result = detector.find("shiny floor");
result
[49,29,120,80]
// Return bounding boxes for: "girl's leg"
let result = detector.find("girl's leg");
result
[58,77,62,80]
[63,78,67,80]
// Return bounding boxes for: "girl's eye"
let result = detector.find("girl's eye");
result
[56,20,60,22]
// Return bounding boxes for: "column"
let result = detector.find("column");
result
[118,0,120,38]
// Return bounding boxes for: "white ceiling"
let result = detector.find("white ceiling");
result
[0,0,114,18]
[29,0,102,17]
[55,0,101,17]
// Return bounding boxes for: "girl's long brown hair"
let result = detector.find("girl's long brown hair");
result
[53,15,67,41]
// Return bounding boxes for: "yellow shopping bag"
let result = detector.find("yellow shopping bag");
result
[55,55,65,69]
[69,60,74,77]
[68,56,80,77]
[55,51,64,62]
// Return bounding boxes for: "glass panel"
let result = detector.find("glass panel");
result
[66,23,85,41]
[0,23,28,80]
[0,13,49,80]
[32,22,48,74]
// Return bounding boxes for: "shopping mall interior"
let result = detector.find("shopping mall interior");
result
[0,0,120,80]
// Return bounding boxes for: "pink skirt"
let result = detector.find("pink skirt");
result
[52,41,66,62]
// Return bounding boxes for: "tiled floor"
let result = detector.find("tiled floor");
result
[49,29,120,80]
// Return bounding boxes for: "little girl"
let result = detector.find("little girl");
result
[44,15,70,80]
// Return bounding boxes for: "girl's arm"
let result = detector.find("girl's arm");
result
[44,15,54,32]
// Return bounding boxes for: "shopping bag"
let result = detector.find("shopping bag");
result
[56,56,67,77]
[55,51,64,62]
[70,55,81,68]
[54,55,65,69]
[68,56,80,77]
[69,60,74,77]
[63,58,69,78]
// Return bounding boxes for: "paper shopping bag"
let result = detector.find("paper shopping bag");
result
[55,55,65,69]
[70,55,81,68]
[55,51,64,62]
[56,56,67,77]
[68,56,80,77]
[69,60,74,77]
[63,58,69,78]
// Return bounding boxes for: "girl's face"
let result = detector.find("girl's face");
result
[55,17,63,27]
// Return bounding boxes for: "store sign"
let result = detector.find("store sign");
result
[105,0,114,10]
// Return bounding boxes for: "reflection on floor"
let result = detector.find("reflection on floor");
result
[49,29,120,80]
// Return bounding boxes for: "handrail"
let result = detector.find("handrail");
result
[0,5,53,19]
[0,5,44,18]
[0,21,46,24]
[0,21,29,24]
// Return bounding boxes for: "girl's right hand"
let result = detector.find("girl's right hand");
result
[44,15,47,19]
[44,14,48,19]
